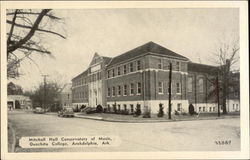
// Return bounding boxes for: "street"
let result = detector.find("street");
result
[8,110,240,152]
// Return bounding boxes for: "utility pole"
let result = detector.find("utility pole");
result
[216,74,220,117]
[168,63,172,119]
[42,75,49,112]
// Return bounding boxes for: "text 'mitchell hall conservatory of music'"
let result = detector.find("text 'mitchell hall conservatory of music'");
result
[71,41,240,114]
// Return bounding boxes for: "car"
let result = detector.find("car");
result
[34,107,45,114]
[58,108,74,117]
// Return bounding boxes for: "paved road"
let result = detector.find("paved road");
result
[8,110,240,152]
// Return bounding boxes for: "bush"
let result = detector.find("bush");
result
[96,105,103,113]
[181,112,188,115]
[188,104,195,115]
[175,110,180,115]
[157,104,164,117]
[143,110,151,118]
[134,104,141,117]
[120,110,129,115]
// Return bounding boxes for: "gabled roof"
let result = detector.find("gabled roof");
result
[108,41,189,67]
[102,56,112,65]
[188,62,219,74]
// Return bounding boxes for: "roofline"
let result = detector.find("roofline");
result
[107,51,189,68]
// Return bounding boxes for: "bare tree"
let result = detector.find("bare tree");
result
[209,37,240,114]
[7,9,66,79]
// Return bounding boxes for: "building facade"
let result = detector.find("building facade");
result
[7,95,32,110]
[59,83,72,108]
[72,42,240,114]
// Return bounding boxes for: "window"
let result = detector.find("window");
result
[137,82,141,94]
[176,83,181,94]
[118,86,121,96]
[158,82,163,94]
[213,107,215,111]
[68,94,70,99]
[112,86,115,97]
[233,104,235,110]
[177,103,181,111]
[176,61,180,71]
[199,107,201,112]
[112,69,115,77]
[124,105,127,111]
[123,104,127,111]
[198,78,204,93]
[130,83,134,95]
[203,107,205,112]
[129,63,134,72]
[123,65,127,74]
[209,107,212,112]
[124,85,127,96]
[118,104,121,111]
[158,59,162,69]
[107,70,110,78]
[188,77,193,92]
[107,87,111,97]
[236,104,238,110]
[130,104,134,113]
[117,67,121,75]
[137,60,141,70]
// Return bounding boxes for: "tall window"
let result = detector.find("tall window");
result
[188,77,193,92]
[177,103,181,111]
[137,82,141,94]
[118,104,121,111]
[198,78,204,93]
[124,85,127,96]
[158,82,163,94]
[112,86,115,97]
[130,104,134,113]
[176,83,181,94]
[107,87,111,97]
[137,60,141,70]
[158,59,162,69]
[123,104,127,111]
[130,83,134,95]
[112,69,115,77]
[118,85,121,96]
[117,67,121,75]
[129,63,134,72]
[123,65,127,74]
[107,70,110,78]
[176,61,180,71]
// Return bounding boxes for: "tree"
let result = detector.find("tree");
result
[7,82,23,95]
[30,81,61,111]
[7,9,66,79]
[209,37,239,114]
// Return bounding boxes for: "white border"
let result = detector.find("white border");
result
[1,1,249,159]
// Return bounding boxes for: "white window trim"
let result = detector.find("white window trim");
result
[158,82,164,94]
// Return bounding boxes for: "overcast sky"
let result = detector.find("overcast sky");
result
[10,8,239,91]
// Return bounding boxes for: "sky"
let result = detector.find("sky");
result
[9,8,239,91]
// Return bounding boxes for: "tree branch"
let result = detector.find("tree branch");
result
[6,20,66,39]
[7,9,51,54]
[19,46,51,54]
[7,9,19,48]
[7,11,61,20]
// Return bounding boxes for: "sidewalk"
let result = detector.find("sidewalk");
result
[74,112,240,123]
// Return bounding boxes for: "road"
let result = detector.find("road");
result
[8,110,240,152]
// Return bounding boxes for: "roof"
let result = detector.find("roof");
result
[102,56,112,65]
[108,41,189,67]
[188,62,219,74]
[72,70,88,81]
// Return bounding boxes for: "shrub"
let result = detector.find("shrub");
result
[181,112,188,116]
[96,105,103,113]
[134,104,141,117]
[188,104,195,115]
[175,110,180,115]
[157,103,164,117]
[143,109,151,118]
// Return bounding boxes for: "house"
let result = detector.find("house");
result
[59,83,72,108]
[7,95,32,110]
[71,41,240,114]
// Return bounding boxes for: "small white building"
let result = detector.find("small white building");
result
[7,95,32,110]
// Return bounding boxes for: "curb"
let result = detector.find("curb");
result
[74,114,239,123]
[8,122,16,152]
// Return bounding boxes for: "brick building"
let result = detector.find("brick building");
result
[72,42,239,114]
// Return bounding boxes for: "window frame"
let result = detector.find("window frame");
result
[158,81,163,94]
